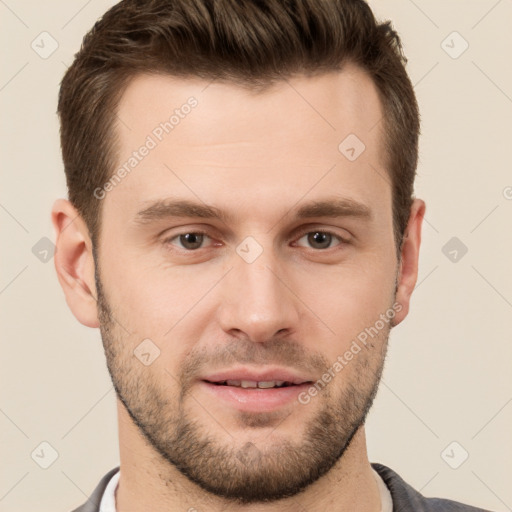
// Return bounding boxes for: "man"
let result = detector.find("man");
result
[52,1,491,511]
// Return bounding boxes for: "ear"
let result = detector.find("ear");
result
[51,199,99,328]
[392,198,426,327]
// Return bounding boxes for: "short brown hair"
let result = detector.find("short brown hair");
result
[58,0,419,253]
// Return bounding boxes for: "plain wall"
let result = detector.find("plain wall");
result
[1,1,511,511]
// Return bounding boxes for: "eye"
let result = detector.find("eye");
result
[164,231,212,251]
[295,230,346,250]
[162,228,348,252]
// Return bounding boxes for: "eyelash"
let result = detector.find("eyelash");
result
[294,229,349,249]
[162,228,349,252]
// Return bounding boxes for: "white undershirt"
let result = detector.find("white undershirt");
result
[373,467,393,512]
[99,469,119,512]
[99,467,393,511]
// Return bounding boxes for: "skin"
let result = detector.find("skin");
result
[52,62,425,512]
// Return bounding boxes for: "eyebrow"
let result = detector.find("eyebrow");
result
[134,197,372,225]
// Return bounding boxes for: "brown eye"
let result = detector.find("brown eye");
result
[295,230,344,250]
[165,232,210,250]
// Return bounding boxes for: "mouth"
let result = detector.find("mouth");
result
[199,368,315,413]
[205,380,300,389]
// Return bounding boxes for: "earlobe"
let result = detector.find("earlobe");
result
[392,198,426,327]
[51,199,100,328]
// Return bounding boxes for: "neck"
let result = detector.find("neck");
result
[115,401,381,512]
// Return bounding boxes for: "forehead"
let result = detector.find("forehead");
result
[115,64,384,148]
[106,64,389,226]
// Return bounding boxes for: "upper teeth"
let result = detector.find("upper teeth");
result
[223,380,287,388]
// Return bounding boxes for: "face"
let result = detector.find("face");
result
[95,65,401,503]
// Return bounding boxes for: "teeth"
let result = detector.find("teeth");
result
[257,381,276,389]
[240,380,258,388]
[221,380,289,388]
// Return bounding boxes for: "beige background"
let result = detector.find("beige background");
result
[1,1,511,511]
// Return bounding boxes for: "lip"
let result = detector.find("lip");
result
[201,367,313,386]
[199,366,314,413]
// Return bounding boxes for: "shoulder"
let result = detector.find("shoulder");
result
[371,463,493,512]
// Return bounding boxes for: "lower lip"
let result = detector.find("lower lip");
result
[199,381,311,413]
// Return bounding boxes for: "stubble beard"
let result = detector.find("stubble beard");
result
[95,268,390,504]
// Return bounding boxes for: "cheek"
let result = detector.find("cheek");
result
[298,259,396,351]
[101,253,224,343]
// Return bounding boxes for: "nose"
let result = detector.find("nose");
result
[217,246,300,343]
